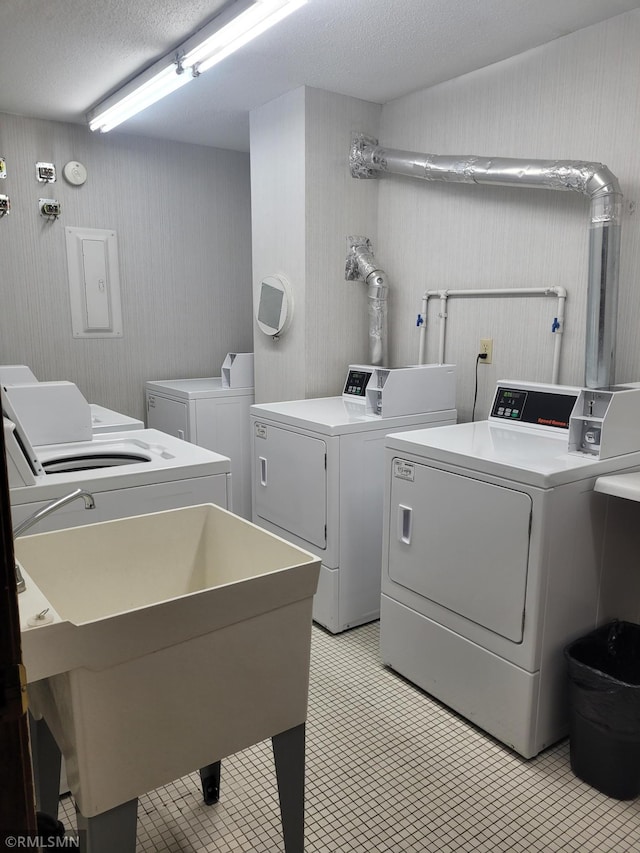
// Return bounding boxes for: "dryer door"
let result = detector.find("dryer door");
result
[388,461,532,642]
[254,423,327,549]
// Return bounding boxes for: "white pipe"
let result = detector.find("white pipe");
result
[551,289,567,384]
[438,294,447,368]
[418,294,428,365]
[418,286,568,384]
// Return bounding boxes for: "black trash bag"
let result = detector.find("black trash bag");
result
[565,620,640,732]
[565,620,640,799]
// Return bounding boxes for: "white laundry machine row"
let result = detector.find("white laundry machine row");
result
[145,370,253,520]
[380,380,640,758]
[250,364,457,634]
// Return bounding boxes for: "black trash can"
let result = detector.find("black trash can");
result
[565,620,640,800]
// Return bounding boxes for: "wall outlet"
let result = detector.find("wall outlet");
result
[479,338,493,364]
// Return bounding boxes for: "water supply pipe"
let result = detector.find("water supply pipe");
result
[350,134,622,388]
[345,236,389,366]
[417,287,567,384]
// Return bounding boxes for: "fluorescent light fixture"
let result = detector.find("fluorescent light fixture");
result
[88,0,307,133]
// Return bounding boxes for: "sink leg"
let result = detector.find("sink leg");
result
[199,760,222,804]
[272,723,305,853]
[76,799,137,853]
[29,714,62,819]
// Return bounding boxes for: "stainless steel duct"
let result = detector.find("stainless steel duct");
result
[345,236,389,366]
[350,133,623,388]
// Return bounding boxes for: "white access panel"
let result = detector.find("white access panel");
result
[65,227,123,338]
[388,463,532,643]
[254,424,327,549]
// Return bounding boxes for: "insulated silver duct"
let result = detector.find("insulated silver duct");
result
[350,133,623,388]
[345,236,389,366]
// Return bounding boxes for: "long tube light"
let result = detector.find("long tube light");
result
[88,0,307,133]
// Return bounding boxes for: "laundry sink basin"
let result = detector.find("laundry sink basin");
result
[16,504,320,817]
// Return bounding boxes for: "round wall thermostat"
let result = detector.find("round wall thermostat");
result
[63,161,87,186]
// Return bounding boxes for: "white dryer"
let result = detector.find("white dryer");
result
[381,380,640,758]
[145,377,253,520]
[251,364,457,633]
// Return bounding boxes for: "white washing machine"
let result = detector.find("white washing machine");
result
[250,364,457,633]
[380,380,640,758]
[4,418,232,533]
[145,377,253,520]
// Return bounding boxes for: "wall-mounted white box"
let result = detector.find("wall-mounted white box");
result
[65,226,123,338]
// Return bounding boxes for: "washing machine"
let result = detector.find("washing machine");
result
[250,364,457,633]
[4,400,232,533]
[380,380,640,758]
[145,357,253,520]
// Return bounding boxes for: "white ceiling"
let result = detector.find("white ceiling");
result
[2,0,640,152]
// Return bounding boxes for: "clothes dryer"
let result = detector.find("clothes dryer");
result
[145,378,253,519]
[381,380,640,757]
[251,364,457,633]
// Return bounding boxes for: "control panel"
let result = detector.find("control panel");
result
[343,368,372,398]
[490,384,579,430]
[342,363,456,418]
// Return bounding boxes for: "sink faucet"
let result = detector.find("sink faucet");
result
[13,488,96,592]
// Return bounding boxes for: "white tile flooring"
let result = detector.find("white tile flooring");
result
[59,622,640,852]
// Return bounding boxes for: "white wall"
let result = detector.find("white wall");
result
[0,114,253,421]
[375,9,640,421]
[304,88,381,399]
[250,87,380,403]
[250,88,307,404]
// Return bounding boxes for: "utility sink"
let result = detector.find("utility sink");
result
[16,504,320,818]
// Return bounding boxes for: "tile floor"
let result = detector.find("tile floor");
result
[59,622,640,852]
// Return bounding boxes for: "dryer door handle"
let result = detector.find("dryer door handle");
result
[259,456,268,487]
[398,504,412,545]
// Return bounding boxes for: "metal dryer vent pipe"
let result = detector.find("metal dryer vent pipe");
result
[350,133,623,389]
[345,236,389,366]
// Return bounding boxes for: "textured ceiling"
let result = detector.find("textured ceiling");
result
[2,0,640,151]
